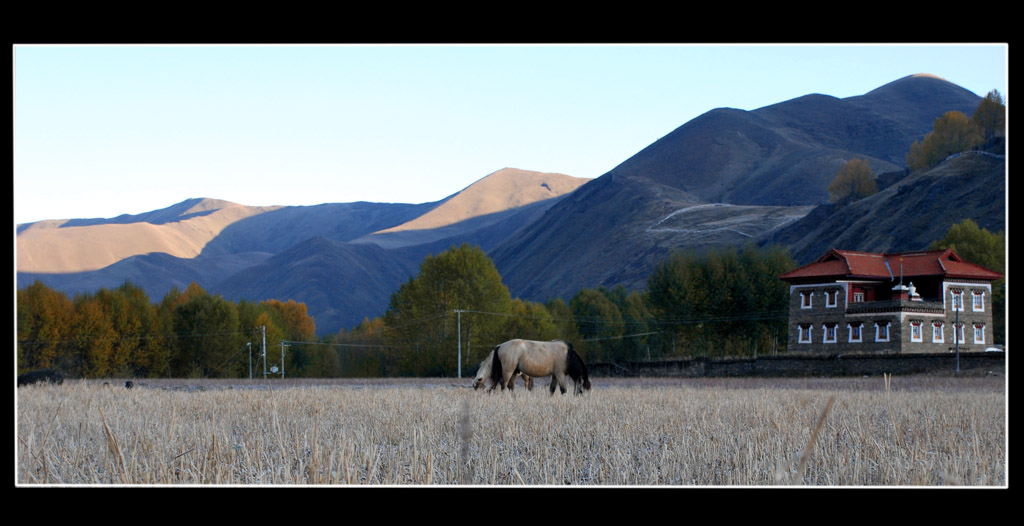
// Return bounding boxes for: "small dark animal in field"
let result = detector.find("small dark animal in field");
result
[125,381,134,389]
[17,369,65,387]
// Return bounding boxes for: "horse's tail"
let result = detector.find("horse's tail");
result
[564,341,591,391]
[488,344,503,386]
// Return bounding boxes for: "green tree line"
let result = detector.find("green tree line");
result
[345,243,799,377]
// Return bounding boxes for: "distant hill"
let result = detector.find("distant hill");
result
[16,199,283,274]
[18,169,590,332]
[17,74,1004,335]
[353,168,589,248]
[489,74,996,303]
[606,74,981,206]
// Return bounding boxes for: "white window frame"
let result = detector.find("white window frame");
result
[848,323,862,343]
[932,322,944,343]
[800,291,813,309]
[910,321,923,342]
[798,324,812,344]
[825,290,838,308]
[973,323,986,345]
[951,289,964,312]
[972,290,985,312]
[853,292,865,303]
[875,322,890,342]
[954,323,965,344]
[823,323,837,343]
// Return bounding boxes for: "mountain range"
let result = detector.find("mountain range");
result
[16,74,1006,335]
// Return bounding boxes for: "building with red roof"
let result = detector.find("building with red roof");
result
[779,249,1002,354]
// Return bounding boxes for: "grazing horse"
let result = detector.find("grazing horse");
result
[490,339,591,395]
[473,351,532,391]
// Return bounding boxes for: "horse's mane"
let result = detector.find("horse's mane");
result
[488,345,503,385]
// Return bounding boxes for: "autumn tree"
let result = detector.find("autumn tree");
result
[906,110,983,172]
[90,283,161,377]
[265,299,316,342]
[17,277,322,379]
[17,280,74,373]
[70,292,118,378]
[828,158,878,205]
[970,90,1006,141]
[111,282,162,377]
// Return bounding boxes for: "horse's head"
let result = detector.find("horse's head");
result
[472,357,492,390]
[563,344,591,394]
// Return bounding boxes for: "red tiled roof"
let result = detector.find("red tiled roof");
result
[779,249,1003,282]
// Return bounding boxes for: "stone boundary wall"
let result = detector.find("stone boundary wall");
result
[588,352,1005,378]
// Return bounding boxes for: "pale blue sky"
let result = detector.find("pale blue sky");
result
[13,43,1007,225]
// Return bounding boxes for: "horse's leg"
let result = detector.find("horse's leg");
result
[548,376,557,395]
[504,368,516,392]
[555,372,567,395]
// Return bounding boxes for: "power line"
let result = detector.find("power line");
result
[583,331,663,342]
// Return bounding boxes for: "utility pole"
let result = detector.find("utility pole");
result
[262,325,267,379]
[455,309,464,378]
[955,296,961,373]
[280,341,287,379]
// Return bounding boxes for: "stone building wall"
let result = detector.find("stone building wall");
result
[785,280,996,355]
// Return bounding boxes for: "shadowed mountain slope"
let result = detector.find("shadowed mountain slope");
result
[215,236,424,334]
[759,146,1006,264]
[490,75,993,303]
[607,74,981,206]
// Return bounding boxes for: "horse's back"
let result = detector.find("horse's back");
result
[497,339,568,378]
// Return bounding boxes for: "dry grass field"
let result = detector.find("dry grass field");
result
[15,375,1006,486]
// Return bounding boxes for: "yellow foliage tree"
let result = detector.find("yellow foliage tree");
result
[827,158,878,204]
[17,280,74,372]
[970,89,1006,141]
[265,299,316,342]
[906,110,984,172]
